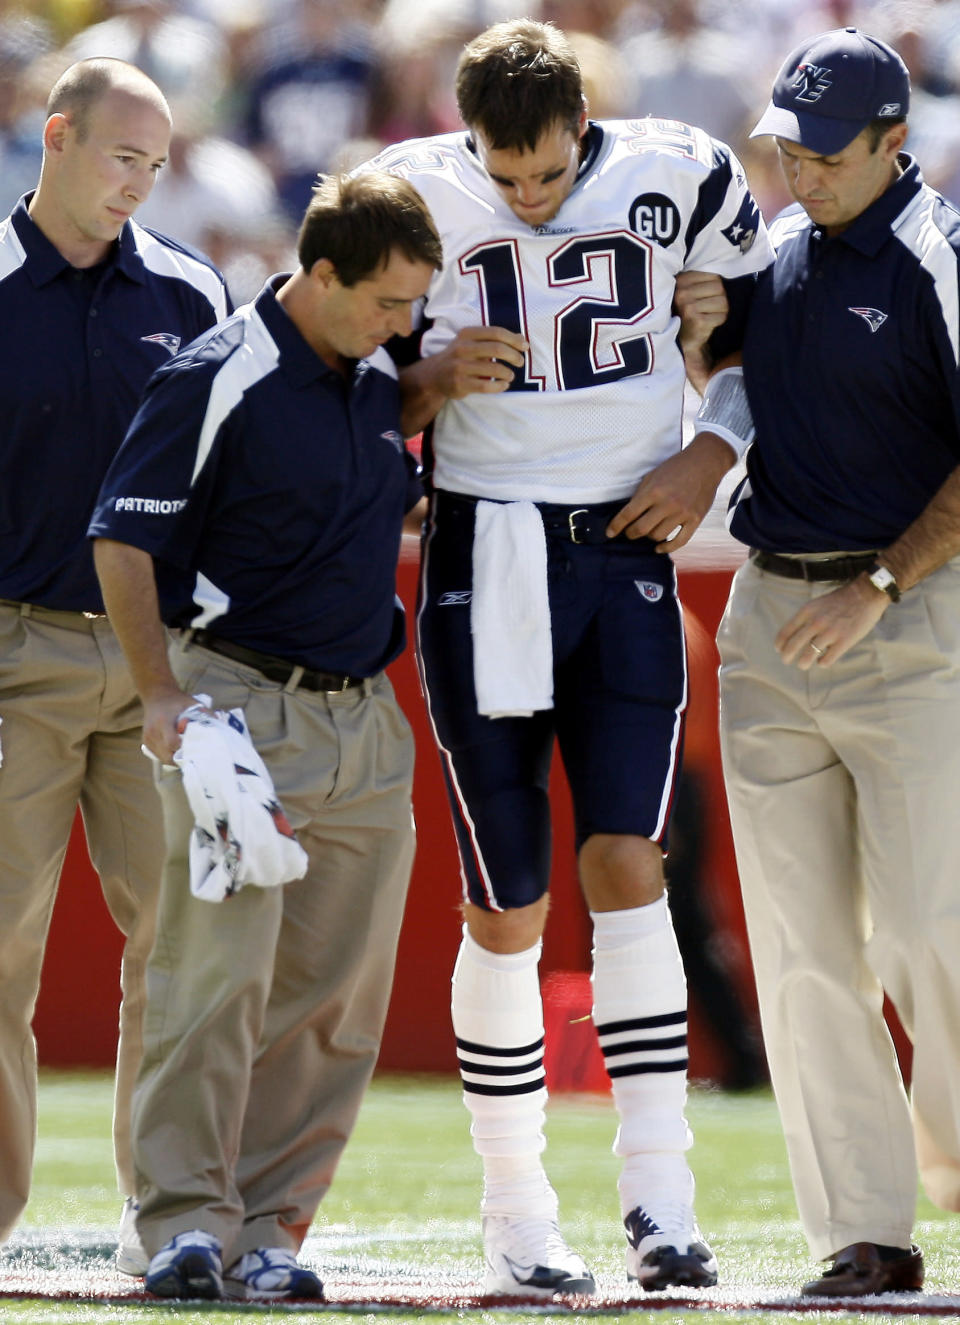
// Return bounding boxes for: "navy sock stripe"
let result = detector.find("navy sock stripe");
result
[595,1011,686,1035]
[600,1034,688,1057]
[606,1058,688,1078]
[462,1076,547,1096]
[455,1036,545,1057]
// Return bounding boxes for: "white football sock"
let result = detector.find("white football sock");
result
[591,899,694,1217]
[452,926,557,1219]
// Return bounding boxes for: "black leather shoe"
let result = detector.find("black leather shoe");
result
[801,1242,924,1297]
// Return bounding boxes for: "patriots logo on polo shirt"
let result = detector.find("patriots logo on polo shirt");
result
[793,63,832,103]
[848,307,888,333]
[141,332,181,355]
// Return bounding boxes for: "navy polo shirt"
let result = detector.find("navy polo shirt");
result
[0,195,229,610]
[90,277,423,676]
[730,157,960,552]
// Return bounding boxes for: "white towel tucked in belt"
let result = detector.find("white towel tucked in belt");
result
[470,499,553,718]
[174,700,308,902]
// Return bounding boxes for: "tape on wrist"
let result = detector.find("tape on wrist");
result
[692,366,755,459]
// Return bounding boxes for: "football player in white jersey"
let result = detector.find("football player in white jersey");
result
[364,19,772,1297]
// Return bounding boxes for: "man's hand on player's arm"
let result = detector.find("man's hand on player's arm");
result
[399,325,528,437]
[606,431,737,552]
[93,537,198,764]
[674,270,728,395]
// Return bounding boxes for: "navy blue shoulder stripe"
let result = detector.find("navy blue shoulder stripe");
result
[684,142,734,260]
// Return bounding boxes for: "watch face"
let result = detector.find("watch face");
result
[869,565,898,598]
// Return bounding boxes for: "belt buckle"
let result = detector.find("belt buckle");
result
[568,508,589,544]
[326,675,351,694]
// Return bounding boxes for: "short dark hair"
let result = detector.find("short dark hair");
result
[297,171,442,286]
[455,19,584,152]
[46,58,169,142]
[864,115,907,153]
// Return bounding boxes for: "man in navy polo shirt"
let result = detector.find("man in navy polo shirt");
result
[717,28,960,1296]
[90,170,441,1302]
[0,57,228,1268]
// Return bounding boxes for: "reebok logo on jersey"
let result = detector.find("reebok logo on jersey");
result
[141,332,181,355]
[792,63,832,103]
[848,307,888,333]
[635,580,663,601]
[437,591,472,606]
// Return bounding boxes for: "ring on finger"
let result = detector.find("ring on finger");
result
[810,641,825,656]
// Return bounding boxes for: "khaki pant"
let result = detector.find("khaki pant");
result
[719,558,960,1260]
[133,639,416,1264]
[0,602,162,1240]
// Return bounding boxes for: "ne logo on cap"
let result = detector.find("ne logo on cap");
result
[793,64,832,103]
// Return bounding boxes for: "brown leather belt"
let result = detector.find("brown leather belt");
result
[185,628,364,692]
[749,549,877,583]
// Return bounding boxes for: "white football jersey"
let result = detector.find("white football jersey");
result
[368,120,773,503]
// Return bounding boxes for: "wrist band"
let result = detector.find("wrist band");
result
[692,366,755,459]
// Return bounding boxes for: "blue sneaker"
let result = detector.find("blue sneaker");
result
[225,1247,324,1300]
[145,1229,223,1299]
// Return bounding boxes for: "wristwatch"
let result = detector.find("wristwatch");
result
[865,560,901,602]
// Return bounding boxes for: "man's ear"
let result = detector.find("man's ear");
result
[42,112,71,156]
[308,257,338,289]
[884,121,909,160]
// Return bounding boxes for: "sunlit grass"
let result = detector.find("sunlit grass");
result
[4,1071,955,1324]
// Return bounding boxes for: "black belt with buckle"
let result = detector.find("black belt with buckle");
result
[750,548,878,582]
[538,500,631,545]
[436,492,655,548]
[186,629,364,692]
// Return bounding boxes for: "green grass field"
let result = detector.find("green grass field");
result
[1,1070,955,1324]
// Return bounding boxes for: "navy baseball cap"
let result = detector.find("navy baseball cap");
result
[751,27,910,154]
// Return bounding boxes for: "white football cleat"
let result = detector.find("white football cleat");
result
[115,1197,148,1277]
[624,1200,718,1291]
[482,1214,596,1297]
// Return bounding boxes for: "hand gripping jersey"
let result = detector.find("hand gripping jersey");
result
[367,120,773,503]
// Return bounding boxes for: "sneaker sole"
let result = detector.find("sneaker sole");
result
[224,1279,324,1302]
[629,1254,718,1292]
[484,1271,597,1297]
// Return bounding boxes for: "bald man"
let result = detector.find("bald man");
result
[0,57,229,1268]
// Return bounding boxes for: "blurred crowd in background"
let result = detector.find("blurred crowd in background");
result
[4,0,960,299]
